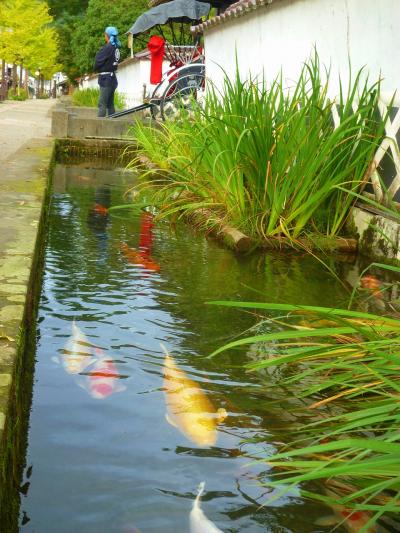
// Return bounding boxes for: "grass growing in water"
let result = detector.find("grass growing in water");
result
[208,289,400,531]
[131,54,387,243]
[72,87,125,109]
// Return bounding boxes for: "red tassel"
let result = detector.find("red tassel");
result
[147,36,165,84]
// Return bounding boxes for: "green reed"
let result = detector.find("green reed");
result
[131,53,386,242]
[72,87,126,109]
[208,294,400,531]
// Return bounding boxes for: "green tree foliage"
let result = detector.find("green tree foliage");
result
[0,0,59,78]
[71,0,148,75]
[53,13,83,82]
[47,0,89,18]
[46,1,89,82]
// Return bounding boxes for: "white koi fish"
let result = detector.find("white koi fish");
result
[57,320,95,375]
[162,344,227,447]
[189,482,223,533]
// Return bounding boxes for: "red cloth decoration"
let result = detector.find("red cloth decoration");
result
[147,36,165,84]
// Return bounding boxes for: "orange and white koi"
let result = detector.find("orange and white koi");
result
[120,242,160,273]
[93,203,109,216]
[360,275,382,299]
[316,501,376,532]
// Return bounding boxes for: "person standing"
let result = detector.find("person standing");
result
[94,26,121,117]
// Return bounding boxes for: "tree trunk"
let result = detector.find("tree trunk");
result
[19,62,24,89]
[24,70,28,92]
[12,63,17,94]
[1,60,5,82]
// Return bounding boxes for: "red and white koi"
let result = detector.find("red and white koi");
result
[85,349,126,400]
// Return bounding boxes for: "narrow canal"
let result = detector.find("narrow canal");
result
[20,162,357,532]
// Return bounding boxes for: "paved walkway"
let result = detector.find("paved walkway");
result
[0,98,54,162]
[0,98,55,529]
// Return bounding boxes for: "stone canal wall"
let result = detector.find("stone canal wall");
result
[0,140,54,531]
[51,99,139,140]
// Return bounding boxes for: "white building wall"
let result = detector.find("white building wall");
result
[204,0,400,104]
[80,58,170,108]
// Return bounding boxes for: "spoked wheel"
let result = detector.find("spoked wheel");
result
[160,71,206,120]
[149,97,162,120]
[161,94,194,120]
[149,64,205,121]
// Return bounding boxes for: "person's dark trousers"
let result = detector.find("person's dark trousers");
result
[98,75,117,117]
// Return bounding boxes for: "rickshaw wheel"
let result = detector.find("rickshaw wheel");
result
[159,71,205,120]
[150,102,162,120]
[161,95,193,120]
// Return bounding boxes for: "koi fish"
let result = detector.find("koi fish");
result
[189,481,223,533]
[140,256,161,273]
[315,499,376,532]
[60,320,95,375]
[93,203,108,216]
[120,243,160,273]
[360,275,382,299]
[162,345,227,447]
[138,212,155,251]
[85,349,126,400]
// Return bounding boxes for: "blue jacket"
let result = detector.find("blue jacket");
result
[94,43,120,74]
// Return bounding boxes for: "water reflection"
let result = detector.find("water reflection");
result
[120,213,160,274]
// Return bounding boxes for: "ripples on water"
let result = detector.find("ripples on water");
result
[19,164,358,532]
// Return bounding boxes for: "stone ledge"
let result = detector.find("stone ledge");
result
[0,138,54,532]
[52,103,141,140]
[353,204,400,263]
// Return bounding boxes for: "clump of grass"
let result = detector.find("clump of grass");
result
[8,88,29,101]
[208,294,400,531]
[130,53,387,243]
[72,87,125,109]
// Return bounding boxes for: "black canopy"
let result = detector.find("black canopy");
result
[127,0,211,36]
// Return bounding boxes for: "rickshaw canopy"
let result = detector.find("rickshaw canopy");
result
[127,0,211,36]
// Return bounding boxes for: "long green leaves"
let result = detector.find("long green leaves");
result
[130,53,386,243]
[208,298,400,530]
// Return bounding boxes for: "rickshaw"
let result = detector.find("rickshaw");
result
[110,0,213,120]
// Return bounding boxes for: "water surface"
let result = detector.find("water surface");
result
[20,163,360,532]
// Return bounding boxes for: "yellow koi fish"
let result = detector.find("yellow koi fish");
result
[61,320,95,375]
[162,345,227,447]
[189,481,223,533]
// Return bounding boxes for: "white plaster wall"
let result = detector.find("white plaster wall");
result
[204,0,400,104]
[115,60,144,108]
[80,59,170,108]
